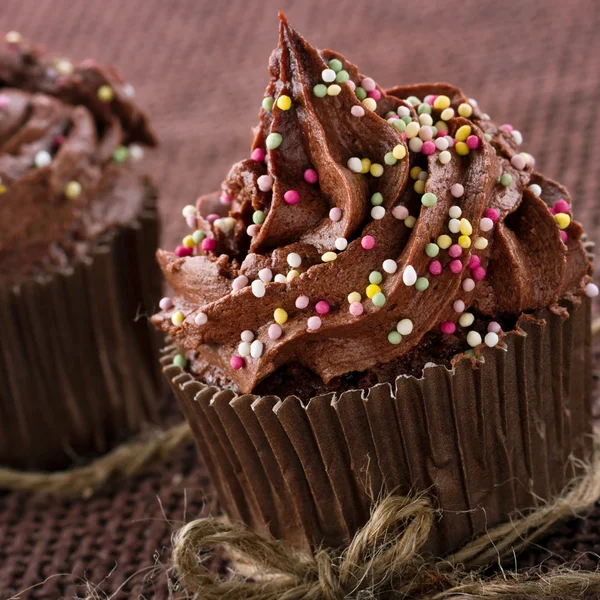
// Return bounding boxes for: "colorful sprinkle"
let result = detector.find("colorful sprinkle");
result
[458,103,473,117]
[328,58,343,72]
[555,213,571,229]
[335,237,348,251]
[304,168,318,184]
[175,245,193,257]
[396,319,413,335]
[253,210,266,225]
[195,312,208,325]
[467,331,482,347]
[251,280,266,298]
[462,278,475,292]
[484,332,499,347]
[429,260,442,276]
[554,199,570,214]
[437,235,452,249]
[64,181,82,199]
[327,84,342,96]
[472,267,486,281]
[251,148,266,162]
[313,84,327,97]
[415,277,429,291]
[274,275,287,283]
[230,356,244,370]
[173,354,187,368]
[159,297,173,311]
[451,184,464,198]
[262,97,274,111]
[371,206,385,219]
[393,205,409,220]
[405,215,417,228]
[474,237,489,250]
[330,207,342,222]
[250,340,264,359]
[232,275,249,291]
[201,238,217,252]
[453,299,465,313]
[349,302,363,317]
[171,311,185,326]
[238,342,251,357]
[425,244,440,258]
[97,85,115,103]
[266,133,283,149]
[283,190,300,205]
[257,174,273,192]
[366,284,381,299]
[314,300,329,315]
[466,135,480,150]
[459,312,475,327]
[439,150,451,164]
[322,251,337,262]
[421,192,437,207]
[441,321,456,335]
[500,173,513,187]
[402,265,417,286]
[268,324,282,340]
[363,97,377,111]
[287,252,302,268]
[455,125,472,141]
[287,270,299,281]
[361,235,375,250]
[347,157,362,173]
[277,95,292,110]
[382,259,397,274]
[274,308,288,325]
[370,163,384,177]
[322,68,336,83]
[351,105,365,117]
[369,271,383,285]
[585,283,599,298]
[307,316,322,330]
[528,184,542,196]
[488,321,502,333]
[388,331,402,345]
[449,260,462,274]
[295,295,310,309]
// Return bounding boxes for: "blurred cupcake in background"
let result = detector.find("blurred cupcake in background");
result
[0,32,162,470]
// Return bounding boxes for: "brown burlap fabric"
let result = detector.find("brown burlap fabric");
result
[0,0,599,597]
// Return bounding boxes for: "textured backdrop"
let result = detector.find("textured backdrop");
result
[1,0,599,598]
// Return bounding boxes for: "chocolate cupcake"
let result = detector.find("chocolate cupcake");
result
[155,16,597,554]
[0,33,162,470]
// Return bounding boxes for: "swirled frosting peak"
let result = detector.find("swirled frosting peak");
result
[153,14,594,395]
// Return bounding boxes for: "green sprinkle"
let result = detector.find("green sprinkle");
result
[262,97,274,111]
[465,349,476,358]
[335,70,349,83]
[266,133,282,149]
[371,192,383,206]
[425,243,440,257]
[112,145,129,163]
[406,95,421,105]
[369,271,383,284]
[393,119,406,132]
[328,58,343,72]
[421,192,437,207]
[401,115,413,124]
[385,111,397,118]
[313,84,327,97]
[500,173,513,187]
[355,86,367,101]
[384,152,397,166]
[484,133,493,142]
[417,103,432,115]
[252,210,266,225]
[192,230,206,244]
[431,126,438,137]
[372,292,386,307]
[415,277,429,292]
[388,331,402,344]
[173,354,187,368]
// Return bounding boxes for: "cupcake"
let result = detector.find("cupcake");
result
[0,33,161,470]
[155,15,596,554]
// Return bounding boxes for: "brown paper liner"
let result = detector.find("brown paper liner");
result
[0,196,163,471]
[162,299,593,555]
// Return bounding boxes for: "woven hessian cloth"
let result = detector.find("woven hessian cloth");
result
[1,0,599,597]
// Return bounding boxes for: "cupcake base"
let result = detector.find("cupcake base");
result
[0,196,163,471]
[161,298,592,555]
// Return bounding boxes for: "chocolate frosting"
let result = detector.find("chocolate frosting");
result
[153,15,593,395]
[0,34,157,285]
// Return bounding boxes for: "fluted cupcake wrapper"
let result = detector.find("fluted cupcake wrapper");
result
[0,196,163,471]
[161,298,593,555]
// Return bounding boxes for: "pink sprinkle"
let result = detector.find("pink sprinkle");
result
[548,206,557,215]
[560,230,568,244]
[284,190,300,205]
[361,235,375,250]
[175,245,193,257]
[186,215,197,229]
[295,295,310,309]
[451,184,464,198]
[352,105,366,118]
[466,135,480,150]
[554,199,570,214]
[421,140,436,155]
[472,267,486,281]
[400,132,407,142]
[435,129,446,138]
[429,260,443,276]
[462,278,475,292]
[361,77,376,91]
[315,301,330,315]
[424,94,436,105]
[510,154,526,170]
[445,135,455,148]
[441,321,456,335]
[448,244,462,258]
[251,148,266,162]
[247,224,260,236]
[500,124,513,132]
[81,58,97,67]
[330,207,342,222]
[468,255,481,269]
[201,238,217,252]
[268,324,282,340]
[304,168,318,184]
[387,114,399,121]
[367,89,381,101]
[220,192,232,204]
[207,213,219,224]
[232,275,249,291]
[307,316,322,330]
[0,94,11,108]
[488,321,502,334]
[349,302,363,317]
[230,356,244,370]
[53,135,65,149]
[392,205,409,220]
[159,297,173,310]
[453,299,465,313]
[449,260,462,274]
[485,208,499,222]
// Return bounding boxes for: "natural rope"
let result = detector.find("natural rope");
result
[0,421,192,495]
[171,435,600,599]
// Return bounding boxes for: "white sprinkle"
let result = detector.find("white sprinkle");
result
[159,297,173,310]
[435,137,449,151]
[402,265,417,286]
[371,206,385,220]
[418,114,433,127]
[351,105,365,117]
[382,259,397,274]
[268,324,282,340]
[467,331,482,347]
[295,295,309,309]
[34,150,52,168]
[346,80,356,91]
[448,218,461,234]
[528,184,542,196]
[397,105,411,117]
[335,237,348,251]
[479,217,494,232]
[445,135,455,148]
[449,206,462,219]
[586,283,599,298]
[453,299,465,313]
[257,174,273,192]
[322,68,336,82]
[463,278,475,292]
[274,274,287,283]
[488,321,502,334]
[511,130,523,145]
[396,319,413,335]
[251,279,265,298]
[481,113,490,120]
[409,137,423,153]
[451,183,464,198]
[232,275,249,291]
[259,268,273,282]
[215,217,236,233]
[238,342,251,357]
[327,84,342,96]
[347,157,362,173]
[250,340,264,359]
[510,154,526,170]
[459,312,475,327]
[241,330,254,342]
[468,97,478,107]
[485,332,499,347]
[392,205,409,220]
[361,77,376,91]
[122,83,135,97]
[129,144,144,161]
[194,312,208,325]
[287,252,302,268]
[330,207,342,222]
[307,316,322,330]
[247,224,260,237]
[438,150,451,165]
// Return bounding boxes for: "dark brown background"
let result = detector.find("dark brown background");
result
[1,0,599,598]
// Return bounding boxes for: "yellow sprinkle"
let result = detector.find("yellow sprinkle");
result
[183,235,195,248]
[97,84,115,103]
[366,284,381,299]
[348,291,361,304]
[435,120,449,134]
[171,311,185,326]
[433,95,451,110]
[370,163,384,177]
[555,213,571,230]
[360,158,371,174]
[0,184,6,195]
[437,234,452,249]
[441,107,455,121]
[521,152,532,164]
[455,141,470,156]
[64,181,82,199]
[455,125,472,142]
[458,103,473,117]
[277,94,292,110]
[405,121,420,139]
[322,251,337,262]
[392,144,406,160]
[474,237,489,250]
[404,215,416,228]
[362,97,377,111]
[414,180,425,194]
[274,308,288,324]
[327,84,342,96]
[410,166,422,180]
[458,235,472,249]
[459,218,473,236]
[287,269,300,281]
